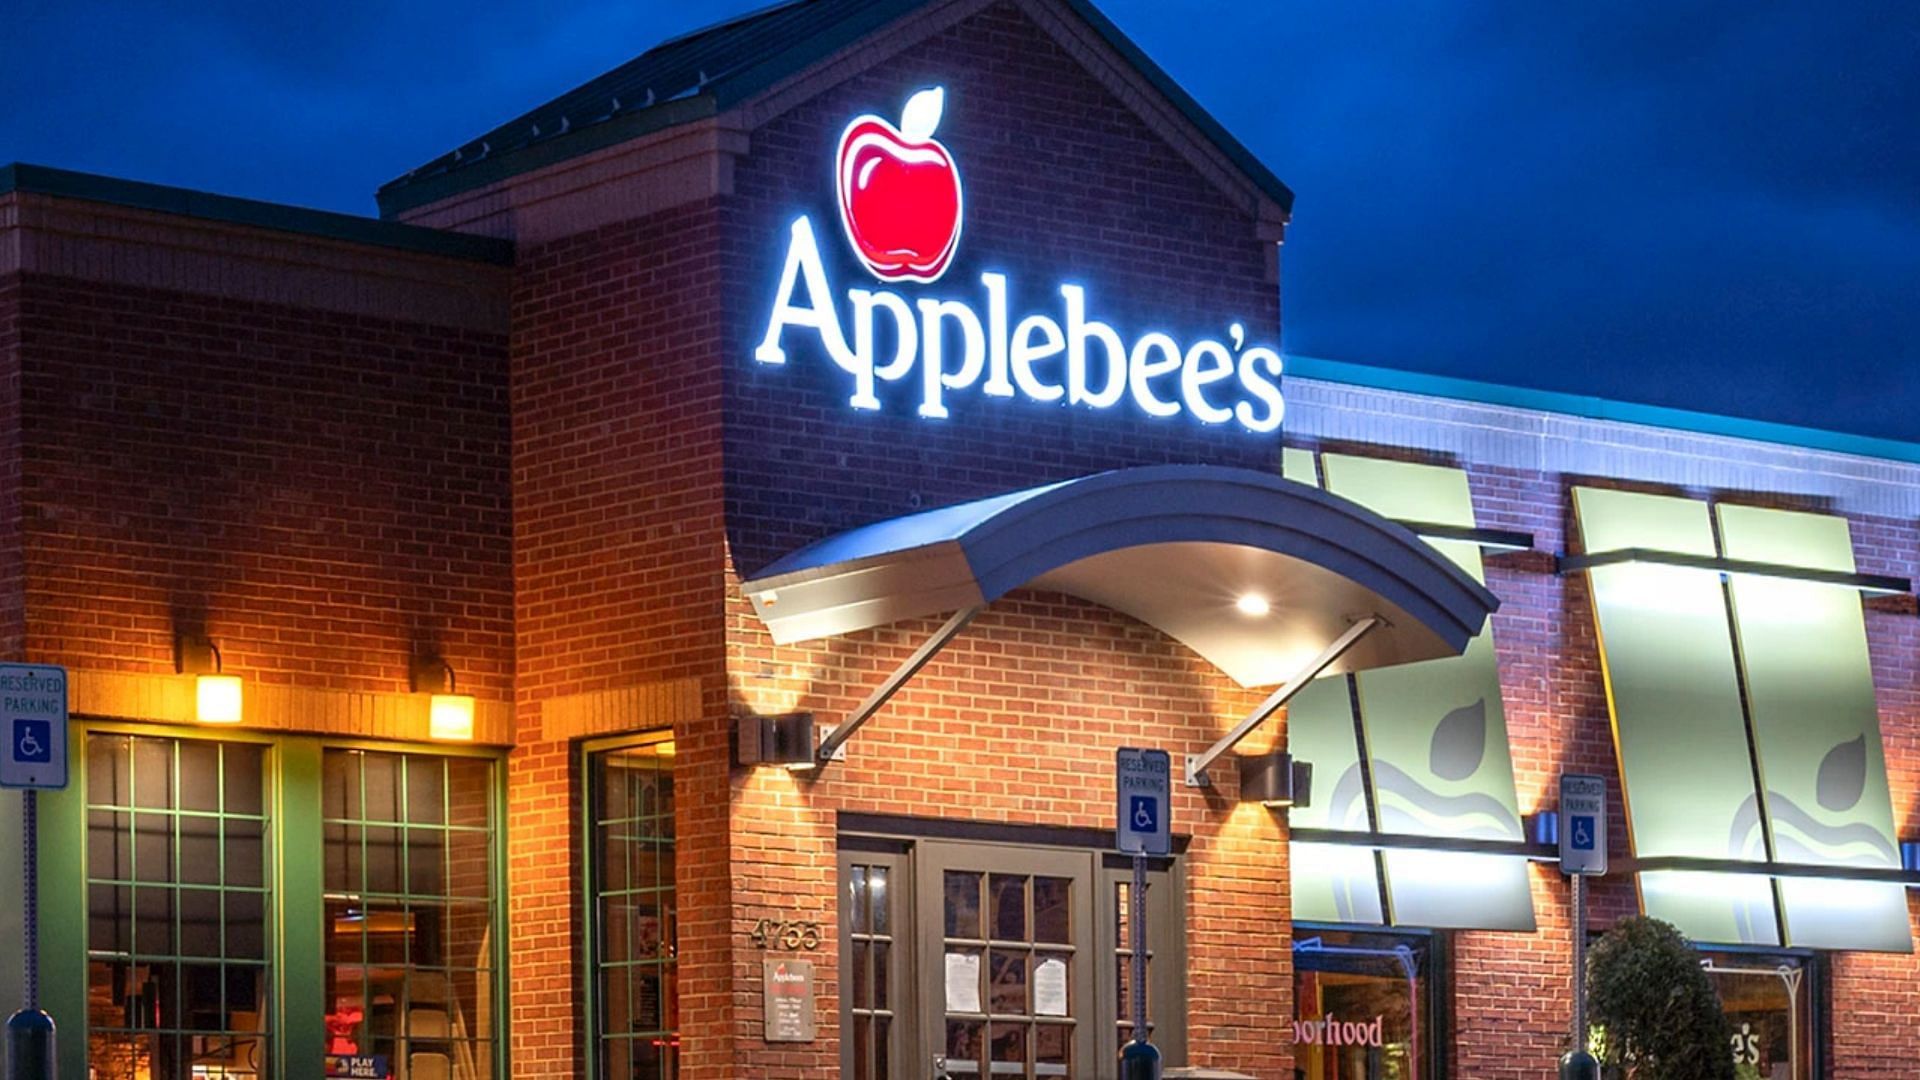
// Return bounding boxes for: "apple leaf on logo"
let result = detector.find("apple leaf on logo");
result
[900,86,945,142]
[1816,733,1867,812]
[1429,697,1487,782]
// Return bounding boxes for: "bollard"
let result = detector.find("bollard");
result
[1558,1049,1598,1080]
[1120,1037,1161,1080]
[5,1008,56,1080]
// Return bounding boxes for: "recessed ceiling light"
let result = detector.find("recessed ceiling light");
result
[1235,593,1271,617]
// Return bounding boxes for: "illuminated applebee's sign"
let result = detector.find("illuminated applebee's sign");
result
[754,87,1285,433]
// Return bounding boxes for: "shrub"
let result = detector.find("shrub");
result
[1586,916,1734,1080]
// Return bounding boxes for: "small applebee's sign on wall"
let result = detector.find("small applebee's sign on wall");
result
[755,86,1286,433]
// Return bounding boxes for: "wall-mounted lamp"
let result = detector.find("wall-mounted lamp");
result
[178,634,243,724]
[1239,750,1311,809]
[737,712,817,769]
[411,657,475,742]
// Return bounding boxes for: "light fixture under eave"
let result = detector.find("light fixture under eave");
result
[412,655,475,742]
[1239,750,1311,809]
[196,674,244,725]
[430,693,476,742]
[1235,593,1271,617]
[178,633,243,724]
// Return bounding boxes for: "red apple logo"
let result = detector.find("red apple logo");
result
[837,86,963,283]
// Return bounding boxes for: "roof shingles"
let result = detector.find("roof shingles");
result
[376,0,1291,219]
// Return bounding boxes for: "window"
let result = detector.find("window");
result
[1700,950,1819,1080]
[1292,927,1446,1080]
[836,833,1184,1080]
[1103,858,1183,1061]
[841,848,907,1080]
[321,749,498,1080]
[586,736,679,1080]
[86,733,272,1079]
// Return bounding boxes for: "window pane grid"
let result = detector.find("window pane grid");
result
[945,872,1075,1080]
[847,863,897,1080]
[323,751,497,1080]
[1112,879,1162,1048]
[591,740,678,1080]
[86,734,273,1080]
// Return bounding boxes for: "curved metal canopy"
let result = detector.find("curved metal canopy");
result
[742,464,1498,688]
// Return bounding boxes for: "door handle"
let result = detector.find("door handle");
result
[931,1053,950,1078]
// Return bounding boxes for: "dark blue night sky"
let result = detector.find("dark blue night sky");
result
[3,1,1915,441]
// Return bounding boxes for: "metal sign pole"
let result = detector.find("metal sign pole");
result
[1131,852,1147,1038]
[1119,847,1159,1080]
[1571,871,1586,1047]
[21,790,34,1014]
[7,789,56,1080]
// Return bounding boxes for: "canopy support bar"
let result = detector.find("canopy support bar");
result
[1185,615,1382,788]
[812,604,983,769]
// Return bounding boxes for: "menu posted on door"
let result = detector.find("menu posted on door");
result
[763,958,817,1042]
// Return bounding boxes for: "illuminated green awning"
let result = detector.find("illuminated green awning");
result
[1287,450,1536,932]
[1572,488,1910,953]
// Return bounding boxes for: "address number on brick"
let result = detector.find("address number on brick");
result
[750,919,823,951]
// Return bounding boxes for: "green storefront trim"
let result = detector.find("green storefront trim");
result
[37,720,511,1080]
[579,731,678,1080]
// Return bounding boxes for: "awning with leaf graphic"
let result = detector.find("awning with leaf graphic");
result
[1285,451,1537,933]
[1572,488,1910,953]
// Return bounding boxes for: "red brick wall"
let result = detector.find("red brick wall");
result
[716,4,1293,1077]
[505,202,731,1079]
[1833,512,1920,1079]
[725,576,1287,1078]
[1449,464,1638,1080]
[14,270,513,697]
[0,266,23,660]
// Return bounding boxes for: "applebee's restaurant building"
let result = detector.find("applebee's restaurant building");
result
[3,0,1920,1078]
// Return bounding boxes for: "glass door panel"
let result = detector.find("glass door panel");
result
[841,848,910,1080]
[918,844,1096,1080]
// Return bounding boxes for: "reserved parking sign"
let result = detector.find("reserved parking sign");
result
[0,664,68,790]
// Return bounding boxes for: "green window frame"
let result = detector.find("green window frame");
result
[320,746,503,1080]
[582,733,679,1080]
[84,731,276,1079]
[33,724,508,1080]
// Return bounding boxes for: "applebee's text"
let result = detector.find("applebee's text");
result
[754,216,1285,433]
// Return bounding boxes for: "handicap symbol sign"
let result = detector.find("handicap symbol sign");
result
[1130,796,1158,834]
[1570,814,1595,852]
[14,719,51,764]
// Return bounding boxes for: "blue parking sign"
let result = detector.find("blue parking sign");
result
[1,664,69,790]
[1116,748,1171,855]
[14,720,51,763]
[1130,795,1157,834]
[1570,814,1596,851]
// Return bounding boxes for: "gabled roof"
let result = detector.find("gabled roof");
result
[376,0,1293,219]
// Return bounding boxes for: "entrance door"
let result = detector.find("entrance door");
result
[917,842,1098,1079]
